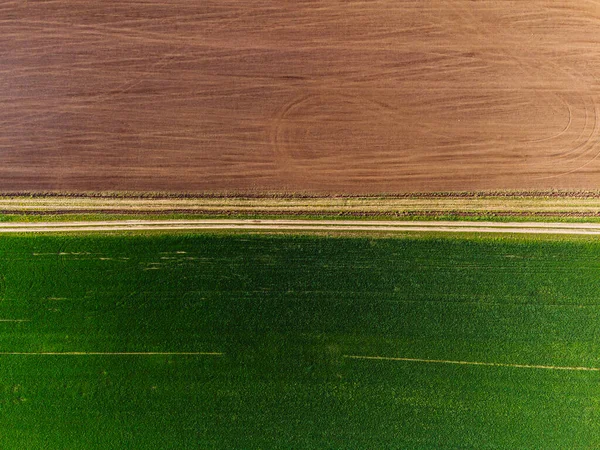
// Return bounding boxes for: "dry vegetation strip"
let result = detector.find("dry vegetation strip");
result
[3,195,600,219]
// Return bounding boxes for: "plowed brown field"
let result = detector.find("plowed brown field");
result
[2,1,600,193]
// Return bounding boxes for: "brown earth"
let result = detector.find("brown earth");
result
[2,1,600,193]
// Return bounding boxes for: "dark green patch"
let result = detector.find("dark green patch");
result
[0,234,599,448]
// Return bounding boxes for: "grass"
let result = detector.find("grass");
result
[1,232,600,448]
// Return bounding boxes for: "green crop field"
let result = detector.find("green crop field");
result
[1,232,599,448]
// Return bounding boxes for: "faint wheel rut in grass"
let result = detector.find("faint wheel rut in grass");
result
[0,274,6,301]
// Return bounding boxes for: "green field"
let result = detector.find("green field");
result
[1,232,600,448]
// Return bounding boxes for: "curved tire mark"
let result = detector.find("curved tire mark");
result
[270,91,400,183]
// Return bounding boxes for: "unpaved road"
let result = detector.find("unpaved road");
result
[3,219,600,235]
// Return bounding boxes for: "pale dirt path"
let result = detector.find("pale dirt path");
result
[2,219,600,234]
[0,352,223,356]
[344,355,600,372]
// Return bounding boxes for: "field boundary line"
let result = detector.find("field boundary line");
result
[0,351,224,356]
[344,355,600,371]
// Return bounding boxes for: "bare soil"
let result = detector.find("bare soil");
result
[2,2,600,193]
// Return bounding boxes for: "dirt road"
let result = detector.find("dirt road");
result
[3,219,600,235]
[3,2,600,193]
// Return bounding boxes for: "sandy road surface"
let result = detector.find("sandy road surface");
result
[3,219,600,235]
